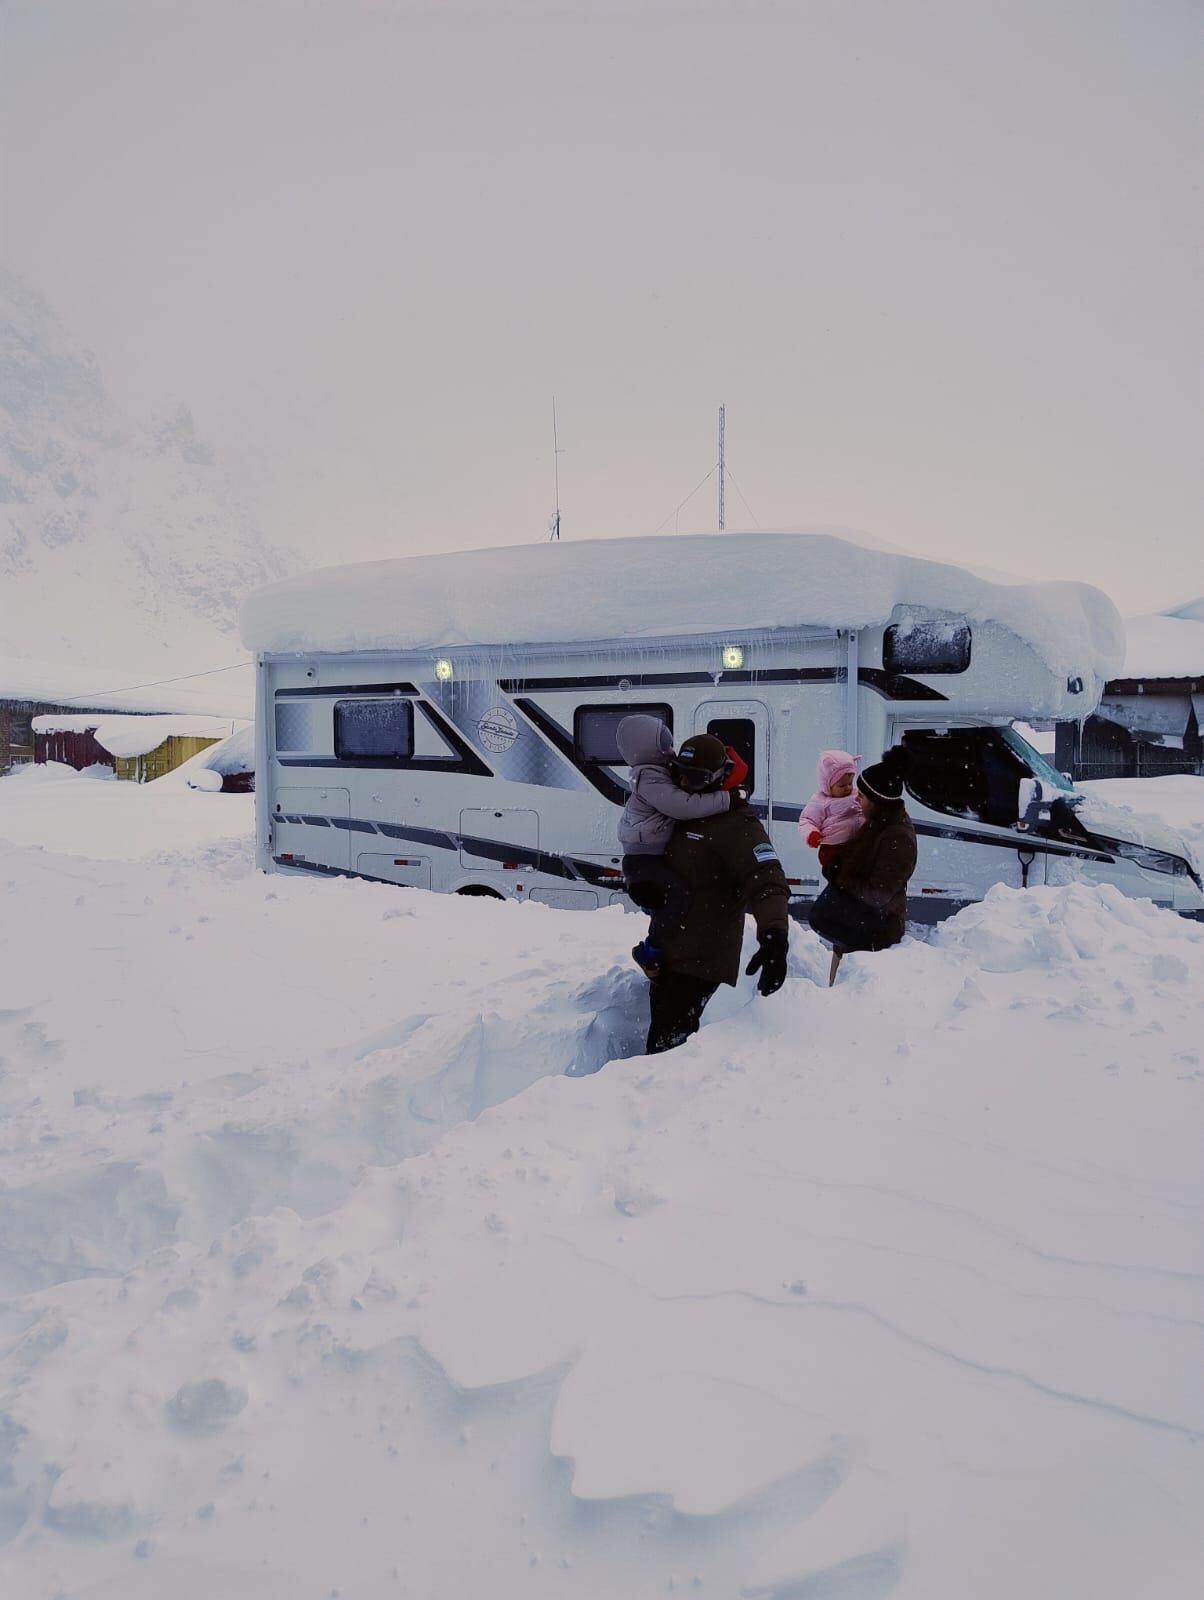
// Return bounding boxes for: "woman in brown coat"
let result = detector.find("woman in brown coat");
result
[809,754,917,974]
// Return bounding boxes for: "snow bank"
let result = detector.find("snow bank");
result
[240,530,1124,687]
[0,776,1200,1598]
[1122,596,1204,679]
[0,756,254,858]
[191,720,255,775]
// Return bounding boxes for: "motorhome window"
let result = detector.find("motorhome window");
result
[707,718,756,791]
[883,622,971,675]
[574,705,673,764]
[1000,725,1074,793]
[334,699,414,760]
[900,728,1028,828]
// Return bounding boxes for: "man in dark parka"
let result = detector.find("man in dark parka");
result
[638,733,791,1055]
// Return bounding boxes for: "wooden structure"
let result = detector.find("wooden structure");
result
[33,721,115,771]
[1056,681,1202,780]
[1055,601,1204,781]
[2,698,121,773]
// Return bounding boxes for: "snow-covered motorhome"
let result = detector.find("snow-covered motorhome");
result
[241,532,1204,921]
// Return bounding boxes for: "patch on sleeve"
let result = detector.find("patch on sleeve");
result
[752,842,780,863]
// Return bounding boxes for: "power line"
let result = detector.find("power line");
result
[55,659,251,705]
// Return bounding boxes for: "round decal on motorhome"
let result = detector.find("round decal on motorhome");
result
[477,707,520,753]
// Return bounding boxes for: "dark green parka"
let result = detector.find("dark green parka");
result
[661,809,791,986]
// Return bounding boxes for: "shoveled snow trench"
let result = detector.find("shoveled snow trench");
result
[0,807,1201,1599]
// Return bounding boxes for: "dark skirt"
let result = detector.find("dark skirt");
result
[808,885,896,953]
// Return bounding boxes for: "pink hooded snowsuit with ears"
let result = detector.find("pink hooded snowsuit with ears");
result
[799,750,865,848]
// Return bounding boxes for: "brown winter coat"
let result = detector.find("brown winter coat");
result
[823,806,917,947]
[661,809,791,986]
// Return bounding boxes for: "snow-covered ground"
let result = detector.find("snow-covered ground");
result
[1,772,1202,1599]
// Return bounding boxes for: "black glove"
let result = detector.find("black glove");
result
[745,927,788,996]
[728,787,750,809]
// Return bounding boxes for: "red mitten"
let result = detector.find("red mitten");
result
[806,830,821,848]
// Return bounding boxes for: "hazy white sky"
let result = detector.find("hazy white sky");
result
[3,0,1201,612]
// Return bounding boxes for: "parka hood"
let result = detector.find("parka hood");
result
[617,714,673,767]
[817,749,859,795]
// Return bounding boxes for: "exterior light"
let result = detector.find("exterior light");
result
[434,658,454,682]
[722,645,744,670]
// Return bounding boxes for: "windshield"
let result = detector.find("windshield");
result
[1001,725,1075,794]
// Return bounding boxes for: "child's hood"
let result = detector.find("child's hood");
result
[617,714,674,767]
[816,749,859,795]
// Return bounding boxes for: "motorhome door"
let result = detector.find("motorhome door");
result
[694,700,770,816]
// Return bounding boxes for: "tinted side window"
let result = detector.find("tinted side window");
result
[574,705,673,763]
[334,699,414,760]
[884,622,971,675]
[901,728,1025,827]
[707,718,755,791]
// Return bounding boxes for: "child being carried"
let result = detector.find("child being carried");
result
[616,714,746,979]
[799,750,864,866]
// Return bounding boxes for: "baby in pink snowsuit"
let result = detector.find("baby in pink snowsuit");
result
[799,750,864,862]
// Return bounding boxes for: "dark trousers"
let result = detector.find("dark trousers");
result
[808,885,894,953]
[622,854,691,951]
[646,970,718,1056]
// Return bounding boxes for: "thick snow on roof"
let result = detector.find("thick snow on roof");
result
[29,714,107,734]
[32,712,245,758]
[89,714,244,760]
[1121,597,1204,680]
[0,654,254,718]
[240,531,1124,686]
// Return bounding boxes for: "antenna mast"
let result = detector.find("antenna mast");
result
[717,404,726,530]
[549,397,563,540]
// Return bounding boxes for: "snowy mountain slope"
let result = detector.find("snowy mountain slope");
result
[0,269,291,671]
[0,774,1201,1599]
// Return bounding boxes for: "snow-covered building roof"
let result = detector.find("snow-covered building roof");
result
[1119,598,1204,682]
[240,530,1124,688]
[32,712,245,759]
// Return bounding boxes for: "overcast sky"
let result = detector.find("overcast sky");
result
[3,0,1201,613]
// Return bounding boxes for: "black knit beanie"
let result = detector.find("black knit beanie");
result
[858,750,907,806]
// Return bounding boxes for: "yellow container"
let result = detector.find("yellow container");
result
[114,735,221,783]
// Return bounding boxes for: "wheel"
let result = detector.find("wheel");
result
[456,884,505,900]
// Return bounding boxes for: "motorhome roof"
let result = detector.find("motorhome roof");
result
[240,530,1123,687]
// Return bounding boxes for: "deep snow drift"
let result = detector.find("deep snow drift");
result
[0,773,1201,1600]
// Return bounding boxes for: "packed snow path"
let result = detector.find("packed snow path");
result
[0,781,1202,1598]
